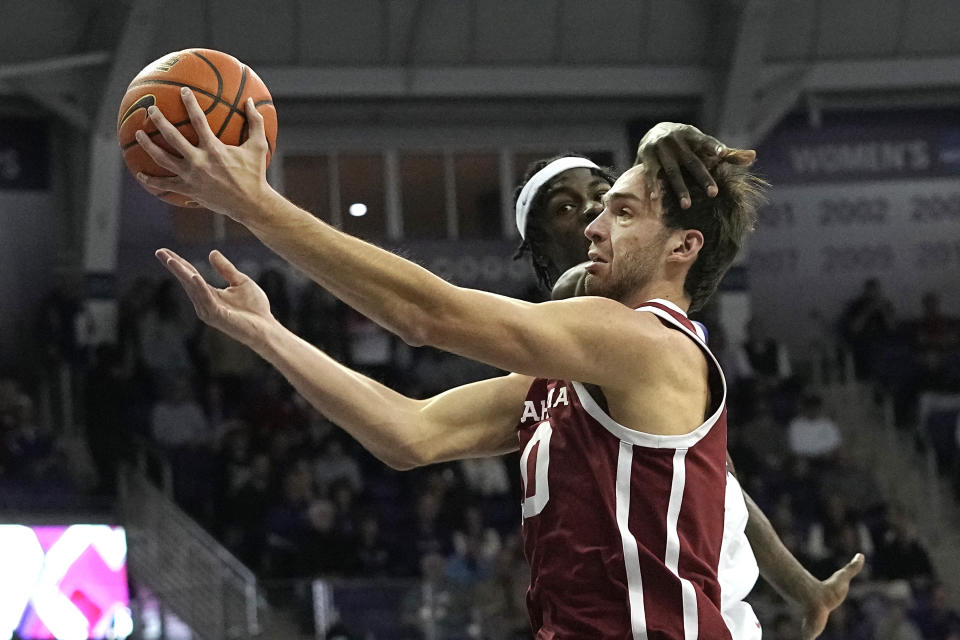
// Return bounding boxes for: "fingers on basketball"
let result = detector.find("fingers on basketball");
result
[117,48,278,205]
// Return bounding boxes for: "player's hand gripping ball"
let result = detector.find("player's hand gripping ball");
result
[117,48,278,206]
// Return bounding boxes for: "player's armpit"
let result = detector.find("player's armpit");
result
[409,373,532,466]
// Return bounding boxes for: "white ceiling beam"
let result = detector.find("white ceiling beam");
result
[764,56,960,93]
[0,52,110,81]
[93,0,160,135]
[750,66,809,144]
[716,0,775,146]
[11,83,92,131]
[257,65,708,98]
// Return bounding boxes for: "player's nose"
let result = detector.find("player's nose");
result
[584,209,608,242]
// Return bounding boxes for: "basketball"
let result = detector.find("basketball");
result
[116,48,278,206]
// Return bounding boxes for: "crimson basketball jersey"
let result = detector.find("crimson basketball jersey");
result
[515,299,757,639]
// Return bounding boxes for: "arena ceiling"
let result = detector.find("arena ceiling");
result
[2,0,960,145]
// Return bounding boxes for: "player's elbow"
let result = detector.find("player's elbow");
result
[381,443,434,471]
[395,308,445,348]
[382,454,418,471]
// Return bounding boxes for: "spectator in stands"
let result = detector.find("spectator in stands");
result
[458,456,511,500]
[84,344,135,494]
[804,307,845,385]
[804,494,874,580]
[472,539,530,640]
[244,370,310,447]
[329,477,360,536]
[770,612,802,640]
[734,317,799,423]
[820,453,885,518]
[446,505,499,588]
[221,450,272,570]
[910,292,960,381]
[781,457,823,527]
[397,490,451,576]
[816,601,875,640]
[445,534,493,590]
[707,324,753,419]
[313,434,363,497]
[35,273,85,366]
[258,267,292,328]
[451,504,501,562]
[345,308,404,386]
[299,498,354,576]
[736,317,793,387]
[788,393,843,462]
[138,278,196,390]
[737,396,786,470]
[197,324,261,420]
[768,495,805,561]
[295,284,348,361]
[1,386,64,488]
[912,584,960,640]
[873,505,935,585]
[149,376,211,451]
[351,510,393,577]
[149,375,218,521]
[876,583,924,640]
[400,551,472,640]
[841,278,896,380]
[264,458,315,578]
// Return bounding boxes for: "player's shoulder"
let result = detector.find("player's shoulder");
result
[552,296,691,362]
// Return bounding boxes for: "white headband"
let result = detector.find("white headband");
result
[515,156,601,239]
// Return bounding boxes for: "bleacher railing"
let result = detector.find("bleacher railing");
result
[119,467,262,640]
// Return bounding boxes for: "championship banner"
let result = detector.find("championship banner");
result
[751,113,960,353]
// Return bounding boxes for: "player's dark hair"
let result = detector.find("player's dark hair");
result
[658,152,767,312]
[513,153,617,289]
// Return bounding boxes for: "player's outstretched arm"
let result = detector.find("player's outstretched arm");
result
[138,92,666,388]
[155,247,527,469]
[742,490,865,639]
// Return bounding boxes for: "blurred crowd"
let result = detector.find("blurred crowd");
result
[2,268,959,640]
[840,279,960,499]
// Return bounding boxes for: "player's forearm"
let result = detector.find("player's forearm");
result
[744,491,820,605]
[238,189,453,346]
[253,317,424,469]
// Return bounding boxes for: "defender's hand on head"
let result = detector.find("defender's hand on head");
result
[634,122,755,209]
[136,89,272,220]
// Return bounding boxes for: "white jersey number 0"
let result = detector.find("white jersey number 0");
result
[520,421,553,519]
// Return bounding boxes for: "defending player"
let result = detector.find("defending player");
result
[514,130,863,639]
[137,93,827,637]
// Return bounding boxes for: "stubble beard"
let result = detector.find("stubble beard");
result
[584,233,666,304]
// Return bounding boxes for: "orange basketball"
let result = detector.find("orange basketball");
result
[117,48,278,206]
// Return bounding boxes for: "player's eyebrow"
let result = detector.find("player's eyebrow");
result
[545,178,609,200]
[602,190,642,207]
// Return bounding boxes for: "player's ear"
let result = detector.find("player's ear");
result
[667,229,704,264]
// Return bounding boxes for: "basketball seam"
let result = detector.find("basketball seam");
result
[125,80,225,115]
[216,64,247,138]
[192,51,224,102]
[121,51,275,153]
[120,82,273,120]
[119,101,275,152]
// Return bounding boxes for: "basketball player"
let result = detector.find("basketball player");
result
[138,94,840,637]
[515,132,864,639]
